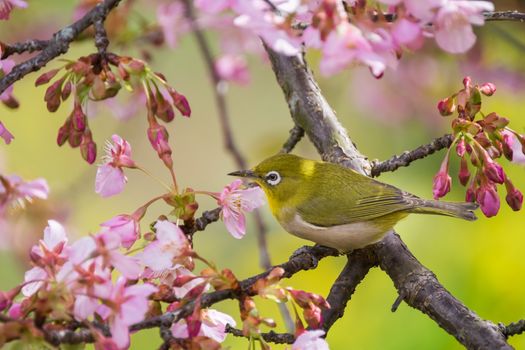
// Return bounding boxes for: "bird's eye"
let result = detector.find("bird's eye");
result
[265,171,281,186]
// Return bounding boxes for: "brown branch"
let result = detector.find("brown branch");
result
[501,319,525,338]
[225,324,295,344]
[0,0,122,95]
[321,248,377,332]
[370,134,454,177]
[484,11,525,22]
[0,39,50,58]
[280,125,305,153]
[264,46,513,349]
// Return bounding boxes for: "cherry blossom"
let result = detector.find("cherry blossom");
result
[215,55,250,85]
[217,180,265,238]
[171,308,236,343]
[96,277,157,349]
[142,220,191,271]
[292,330,330,350]
[434,1,494,54]
[95,134,136,198]
[22,220,68,296]
[100,214,141,249]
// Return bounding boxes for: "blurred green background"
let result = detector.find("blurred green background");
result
[1,1,525,349]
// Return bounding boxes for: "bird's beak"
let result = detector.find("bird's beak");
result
[228,170,256,178]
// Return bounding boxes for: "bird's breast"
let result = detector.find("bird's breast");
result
[278,212,392,252]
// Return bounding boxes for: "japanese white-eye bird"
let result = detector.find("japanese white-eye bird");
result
[228,153,478,252]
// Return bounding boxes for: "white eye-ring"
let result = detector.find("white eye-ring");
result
[265,171,281,186]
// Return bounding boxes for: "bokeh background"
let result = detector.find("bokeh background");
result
[1,1,525,349]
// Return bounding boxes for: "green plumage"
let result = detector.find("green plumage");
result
[230,153,478,250]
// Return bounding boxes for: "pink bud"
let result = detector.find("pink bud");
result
[57,119,70,146]
[169,89,191,117]
[483,160,505,184]
[437,97,455,116]
[463,76,472,90]
[506,188,523,211]
[72,104,86,131]
[80,135,97,164]
[61,81,72,101]
[433,157,451,200]
[504,178,523,211]
[35,68,60,86]
[476,185,500,217]
[458,157,470,186]
[456,139,466,157]
[501,131,514,161]
[479,82,496,96]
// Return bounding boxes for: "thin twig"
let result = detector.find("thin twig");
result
[500,319,525,338]
[225,324,295,344]
[484,11,525,22]
[280,125,305,153]
[370,134,454,177]
[0,39,50,59]
[0,0,122,95]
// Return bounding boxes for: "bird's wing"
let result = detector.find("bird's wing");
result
[295,164,420,227]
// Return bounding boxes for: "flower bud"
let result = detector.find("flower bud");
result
[479,82,496,96]
[35,68,60,86]
[56,119,71,146]
[44,78,63,112]
[458,157,470,186]
[476,184,500,217]
[169,88,191,117]
[432,157,451,200]
[504,179,523,211]
[456,139,466,157]
[72,104,86,131]
[80,132,97,164]
[462,76,472,90]
[501,131,514,161]
[437,97,455,116]
[483,159,505,184]
[61,81,72,101]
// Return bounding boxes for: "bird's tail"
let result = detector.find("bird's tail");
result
[408,199,479,221]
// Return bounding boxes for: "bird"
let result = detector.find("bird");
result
[228,153,478,252]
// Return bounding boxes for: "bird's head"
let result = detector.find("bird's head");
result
[228,153,315,206]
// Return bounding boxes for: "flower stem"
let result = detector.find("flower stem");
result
[136,166,174,193]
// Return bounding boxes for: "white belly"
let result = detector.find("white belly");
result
[280,213,391,252]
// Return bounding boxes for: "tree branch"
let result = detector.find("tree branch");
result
[321,248,377,332]
[280,125,305,154]
[225,325,295,344]
[370,134,454,177]
[264,46,513,349]
[0,0,122,95]
[484,11,525,22]
[501,319,525,338]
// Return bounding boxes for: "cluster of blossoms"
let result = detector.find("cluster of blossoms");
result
[0,193,327,348]
[433,77,524,217]
[157,0,494,81]
[36,53,190,164]
[0,127,330,348]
